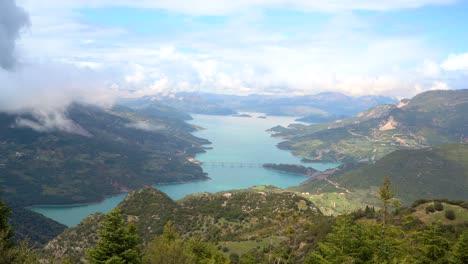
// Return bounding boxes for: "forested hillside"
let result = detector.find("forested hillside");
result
[275,89,468,162]
[9,184,463,263]
[0,103,208,207]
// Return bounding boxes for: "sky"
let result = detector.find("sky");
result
[2,0,468,112]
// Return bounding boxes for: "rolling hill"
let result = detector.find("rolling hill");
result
[292,143,468,209]
[43,187,325,262]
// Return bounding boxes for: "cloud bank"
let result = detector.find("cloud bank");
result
[0,0,30,70]
[3,0,466,114]
[0,0,118,134]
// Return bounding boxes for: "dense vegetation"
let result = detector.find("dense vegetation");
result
[0,103,211,245]
[263,163,318,176]
[293,143,468,212]
[36,181,467,263]
[8,204,66,246]
[275,89,468,162]
[42,187,325,263]
[0,103,208,206]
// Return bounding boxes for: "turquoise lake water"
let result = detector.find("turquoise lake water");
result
[30,113,340,226]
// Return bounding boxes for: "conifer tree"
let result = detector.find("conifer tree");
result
[87,208,141,264]
[375,177,402,262]
[0,200,13,247]
[451,230,468,264]
[417,224,450,263]
[378,176,400,226]
[0,200,38,264]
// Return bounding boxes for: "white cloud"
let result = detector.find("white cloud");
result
[15,109,92,136]
[8,0,466,103]
[0,62,116,113]
[441,53,468,71]
[417,59,441,77]
[430,81,450,90]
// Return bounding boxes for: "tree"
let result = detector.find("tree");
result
[143,221,193,264]
[304,216,374,263]
[0,200,13,248]
[87,208,141,264]
[451,230,468,264]
[375,177,402,263]
[0,200,38,264]
[143,221,228,264]
[416,224,450,263]
[378,176,400,226]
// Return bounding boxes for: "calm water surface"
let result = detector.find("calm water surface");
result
[30,114,340,226]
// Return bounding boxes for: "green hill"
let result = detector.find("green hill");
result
[43,187,324,262]
[276,89,468,162]
[41,187,468,263]
[293,143,468,209]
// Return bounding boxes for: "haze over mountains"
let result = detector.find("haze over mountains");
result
[122,92,397,121]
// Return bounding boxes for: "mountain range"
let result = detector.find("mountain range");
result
[122,92,397,121]
[274,89,468,162]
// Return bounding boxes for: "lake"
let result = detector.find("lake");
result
[30,113,340,226]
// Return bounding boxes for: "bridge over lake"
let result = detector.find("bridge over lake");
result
[201,161,264,168]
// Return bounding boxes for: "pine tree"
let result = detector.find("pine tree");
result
[87,208,141,264]
[305,216,374,263]
[375,177,401,261]
[378,176,400,226]
[0,200,13,248]
[417,224,450,263]
[0,200,39,264]
[143,221,228,264]
[451,230,468,264]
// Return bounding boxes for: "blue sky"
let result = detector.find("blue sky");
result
[11,0,468,99]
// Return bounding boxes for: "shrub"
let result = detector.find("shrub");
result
[229,253,240,264]
[445,210,456,220]
[425,205,435,214]
[434,201,444,211]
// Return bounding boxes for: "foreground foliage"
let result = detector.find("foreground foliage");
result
[143,221,228,264]
[86,209,141,264]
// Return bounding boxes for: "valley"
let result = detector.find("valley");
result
[2,1,468,262]
[1,90,468,263]
[30,113,340,226]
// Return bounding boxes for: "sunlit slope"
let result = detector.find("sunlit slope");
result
[276,89,468,162]
[295,143,468,206]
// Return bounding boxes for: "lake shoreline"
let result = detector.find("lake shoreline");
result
[30,114,339,226]
[28,177,212,209]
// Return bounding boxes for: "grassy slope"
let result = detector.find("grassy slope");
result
[413,202,468,225]
[292,143,468,214]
